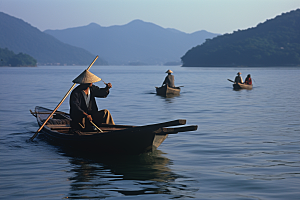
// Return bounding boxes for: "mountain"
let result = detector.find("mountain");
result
[181,9,300,67]
[0,12,107,65]
[44,20,219,65]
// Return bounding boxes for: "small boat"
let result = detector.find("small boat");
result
[227,79,253,90]
[31,106,197,155]
[233,83,253,90]
[155,85,180,96]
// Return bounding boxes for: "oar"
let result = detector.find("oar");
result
[30,56,99,141]
[227,79,234,83]
[155,85,184,88]
[78,120,104,133]
[90,121,104,133]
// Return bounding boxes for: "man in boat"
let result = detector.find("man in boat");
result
[244,74,252,85]
[69,70,115,132]
[162,69,175,87]
[234,72,243,84]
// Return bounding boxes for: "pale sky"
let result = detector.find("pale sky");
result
[1,0,300,34]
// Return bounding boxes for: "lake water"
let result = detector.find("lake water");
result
[0,65,299,199]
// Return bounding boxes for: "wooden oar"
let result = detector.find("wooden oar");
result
[78,120,104,133]
[155,125,198,135]
[107,119,193,136]
[114,119,187,134]
[90,121,104,133]
[30,56,99,141]
[155,85,184,88]
[227,79,234,83]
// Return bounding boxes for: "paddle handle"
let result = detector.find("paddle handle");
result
[30,83,76,141]
[90,121,104,133]
[86,55,98,70]
[30,56,99,141]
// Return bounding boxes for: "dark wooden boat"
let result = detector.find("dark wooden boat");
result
[31,106,197,155]
[155,85,180,96]
[233,83,253,90]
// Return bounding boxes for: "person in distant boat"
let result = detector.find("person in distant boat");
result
[162,69,175,87]
[234,72,243,84]
[69,70,115,133]
[244,74,252,85]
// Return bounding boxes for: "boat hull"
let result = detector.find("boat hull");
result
[33,107,197,155]
[156,85,180,96]
[40,123,157,155]
[233,83,253,90]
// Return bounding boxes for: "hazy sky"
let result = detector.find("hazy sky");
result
[1,0,300,34]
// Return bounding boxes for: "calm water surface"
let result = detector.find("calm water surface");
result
[0,66,299,199]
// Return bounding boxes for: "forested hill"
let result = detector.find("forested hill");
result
[0,12,107,66]
[181,9,300,67]
[0,47,37,67]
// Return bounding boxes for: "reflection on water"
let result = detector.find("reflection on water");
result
[156,93,180,98]
[156,94,181,104]
[61,149,196,199]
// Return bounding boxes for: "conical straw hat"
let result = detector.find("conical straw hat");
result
[165,69,173,73]
[72,70,101,84]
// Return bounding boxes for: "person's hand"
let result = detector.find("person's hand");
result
[86,114,93,122]
[106,82,112,89]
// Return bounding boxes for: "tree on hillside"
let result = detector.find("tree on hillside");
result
[0,47,37,67]
[181,9,300,67]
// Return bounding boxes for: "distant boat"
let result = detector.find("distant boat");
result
[31,106,197,155]
[227,79,253,90]
[233,83,253,90]
[155,85,181,96]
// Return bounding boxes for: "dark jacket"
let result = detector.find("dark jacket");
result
[163,74,175,87]
[234,75,243,84]
[70,84,109,127]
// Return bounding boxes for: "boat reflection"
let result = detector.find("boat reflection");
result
[156,93,181,104]
[62,149,193,198]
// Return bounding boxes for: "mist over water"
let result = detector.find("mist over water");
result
[0,65,299,199]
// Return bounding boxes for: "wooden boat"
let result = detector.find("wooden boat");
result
[227,79,253,90]
[31,106,197,155]
[155,85,180,96]
[233,83,253,90]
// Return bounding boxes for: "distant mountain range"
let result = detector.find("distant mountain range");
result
[1,10,299,67]
[44,20,219,65]
[181,9,300,67]
[0,12,106,65]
